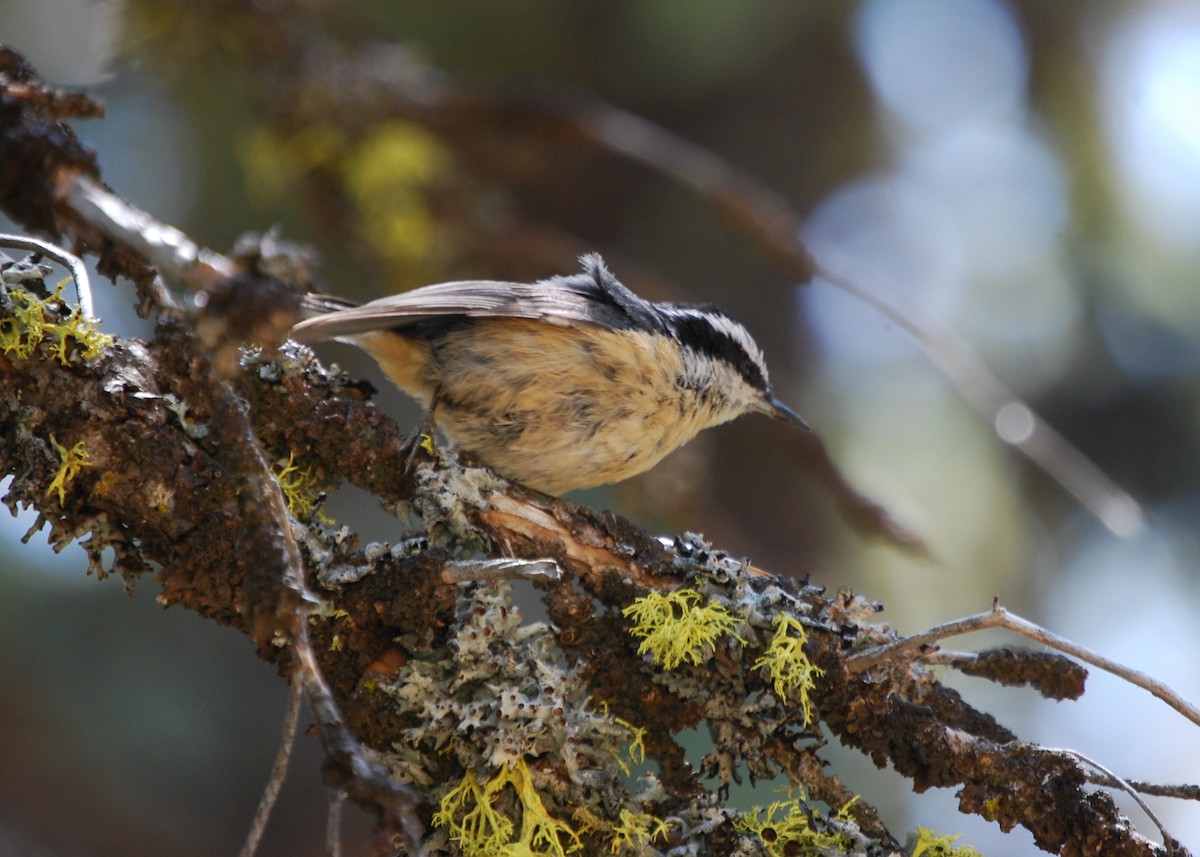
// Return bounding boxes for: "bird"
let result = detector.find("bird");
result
[290,254,807,495]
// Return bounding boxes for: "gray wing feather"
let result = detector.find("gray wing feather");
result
[291,254,663,343]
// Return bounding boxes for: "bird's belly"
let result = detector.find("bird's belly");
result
[426,322,714,494]
[437,386,705,495]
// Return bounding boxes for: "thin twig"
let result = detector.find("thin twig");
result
[186,312,426,854]
[236,376,427,853]
[238,675,304,857]
[327,789,346,857]
[291,626,426,853]
[0,232,94,319]
[1087,778,1200,803]
[919,649,983,666]
[572,102,814,280]
[845,601,1200,728]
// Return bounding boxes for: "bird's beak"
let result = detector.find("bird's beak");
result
[765,397,811,431]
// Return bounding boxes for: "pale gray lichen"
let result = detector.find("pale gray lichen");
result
[380,581,642,775]
[371,579,692,855]
[408,451,505,550]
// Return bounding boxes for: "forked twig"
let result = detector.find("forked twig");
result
[845,600,1200,728]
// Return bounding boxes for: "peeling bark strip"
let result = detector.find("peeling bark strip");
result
[0,46,1189,857]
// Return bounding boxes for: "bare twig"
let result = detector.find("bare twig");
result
[1088,779,1200,803]
[238,676,304,857]
[846,600,1200,728]
[292,626,425,854]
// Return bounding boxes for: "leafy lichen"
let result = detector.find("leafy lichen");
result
[370,581,669,853]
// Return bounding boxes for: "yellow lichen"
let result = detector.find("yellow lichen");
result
[433,759,582,857]
[735,793,851,856]
[607,809,671,854]
[46,436,92,505]
[619,718,646,768]
[752,614,824,726]
[622,589,746,669]
[594,707,647,776]
[911,826,984,857]
[1,280,112,364]
[434,770,514,855]
[271,451,330,521]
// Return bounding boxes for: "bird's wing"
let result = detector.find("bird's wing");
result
[291,254,664,343]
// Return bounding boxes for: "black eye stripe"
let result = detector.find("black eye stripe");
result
[661,308,769,392]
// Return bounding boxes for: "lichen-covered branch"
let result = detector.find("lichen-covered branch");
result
[0,274,1183,855]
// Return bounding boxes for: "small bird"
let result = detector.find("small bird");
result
[291,254,807,495]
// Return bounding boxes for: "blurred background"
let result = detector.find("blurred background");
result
[1,1,1199,854]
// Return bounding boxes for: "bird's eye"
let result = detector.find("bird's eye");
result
[738,355,762,386]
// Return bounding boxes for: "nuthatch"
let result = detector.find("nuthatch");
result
[291,255,807,495]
